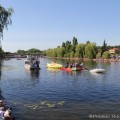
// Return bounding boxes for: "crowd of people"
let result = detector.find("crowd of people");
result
[65,62,84,68]
[26,55,40,69]
[0,100,15,120]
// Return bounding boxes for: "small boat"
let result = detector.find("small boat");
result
[60,67,85,71]
[60,67,72,72]
[24,55,40,70]
[47,62,62,68]
[90,68,105,73]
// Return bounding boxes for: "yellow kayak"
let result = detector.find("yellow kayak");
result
[47,62,62,68]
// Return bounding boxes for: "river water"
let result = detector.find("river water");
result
[0,58,120,120]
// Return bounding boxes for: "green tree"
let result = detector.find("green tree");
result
[70,45,75,53]
[0,5,13,38]
[17,50,26,54]
[0,47,4,57]
[42,50,46,56]
[101,39,107,55]
[64,53,70,58]
[56,47,65,57]
[71,37,78,53]
[27,48,41,54]
[72,36,78,46]
[65,40,71,53]
[96,52,101,59]
[52,48,57,57]
[75,44,85,58]
[70,51,74,58]
[102,51,110,59]
[62,42,65,48]
[86,40,90,44]
[46,48,57,57]
[85,43,97,59]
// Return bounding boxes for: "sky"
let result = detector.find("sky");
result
[0,0,120,52]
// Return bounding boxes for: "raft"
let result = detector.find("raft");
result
[47,62,62,68]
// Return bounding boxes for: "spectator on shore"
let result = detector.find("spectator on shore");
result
[0,100,5,108]
[4,108,12,117]
[4,107,15,120]
[0,107,5,120]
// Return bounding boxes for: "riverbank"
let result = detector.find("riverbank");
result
[93,58,120,62]
[45,56,120,62]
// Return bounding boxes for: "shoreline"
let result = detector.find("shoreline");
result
[45,56,120,62]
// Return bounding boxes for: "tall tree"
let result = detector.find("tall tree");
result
[0,5,13,38]
[72,36,78,46]
[101,39,107,55]
[86,40,90,44]
[65,40,71,53]
[62,42,65,48]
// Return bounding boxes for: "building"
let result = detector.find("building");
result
[109,48,120,54]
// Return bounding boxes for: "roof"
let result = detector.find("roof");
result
[109,48,120,51]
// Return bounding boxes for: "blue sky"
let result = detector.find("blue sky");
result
[1,0,120,52]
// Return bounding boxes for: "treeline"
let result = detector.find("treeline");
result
[17,48,43,55]
[45,37,120,59]
[0,48,4,58]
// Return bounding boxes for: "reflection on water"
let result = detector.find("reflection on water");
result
[25,69,40,80]
[47,68,61,76]
[30,70,40,79]
[47,68,61,72]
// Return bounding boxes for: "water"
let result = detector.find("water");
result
[0,58,120,120]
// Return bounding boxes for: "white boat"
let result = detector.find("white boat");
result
[90,68,105,73]
[24,55,40,70]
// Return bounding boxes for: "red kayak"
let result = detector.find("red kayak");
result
[60,68,72,72]
[60,67,86,71]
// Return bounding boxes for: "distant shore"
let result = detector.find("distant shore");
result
[93,58,120,62]
[45,56,120,62]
